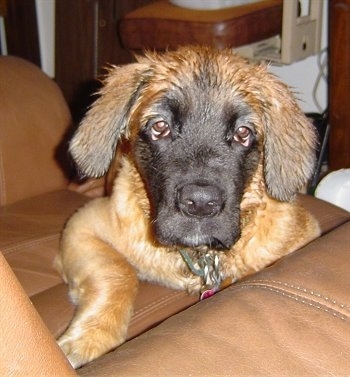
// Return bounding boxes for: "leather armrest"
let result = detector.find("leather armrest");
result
[0,252,76,377]
[79,221,350,376]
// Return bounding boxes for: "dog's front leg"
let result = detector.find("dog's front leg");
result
[56,234,138,369]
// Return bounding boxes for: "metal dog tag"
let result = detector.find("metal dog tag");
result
[179,250,222,300]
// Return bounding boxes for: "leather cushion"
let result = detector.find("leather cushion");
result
[0,190,89,296]
[2,190,349,370]
[78,221,350,376]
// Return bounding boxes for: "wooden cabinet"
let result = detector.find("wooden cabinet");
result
[329,0,350,169]
[3,0,40,66]
[55,0,155,121]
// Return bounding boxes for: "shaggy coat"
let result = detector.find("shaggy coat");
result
[55,46,320,368]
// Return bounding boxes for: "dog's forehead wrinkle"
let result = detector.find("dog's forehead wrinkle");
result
[141,71,259,139]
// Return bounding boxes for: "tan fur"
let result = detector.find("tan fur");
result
[55,47,320,368]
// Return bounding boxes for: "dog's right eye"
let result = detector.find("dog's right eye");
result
[150,121,171,141]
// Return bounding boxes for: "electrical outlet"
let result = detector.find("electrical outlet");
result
[234,0,323,65]
[280,0,323,64]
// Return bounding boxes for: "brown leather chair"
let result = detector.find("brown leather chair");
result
[1,56,349,376]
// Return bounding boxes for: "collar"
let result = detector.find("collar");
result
[179,249,228,300]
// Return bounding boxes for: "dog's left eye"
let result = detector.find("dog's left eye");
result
[151,121,171,140]
[233,126,252,147]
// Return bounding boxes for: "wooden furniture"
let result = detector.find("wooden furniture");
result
[119,0,282,51]
[329,0,350,169]
[2,0,40,67]
[0,0,6,16]
[55,0,155,122]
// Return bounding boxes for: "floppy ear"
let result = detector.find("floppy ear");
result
[261,76,317,201]
[69,62,149,177]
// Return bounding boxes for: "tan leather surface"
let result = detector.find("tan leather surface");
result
[0,56,71,205]
[0,190,89,296]
[68,177,106,198]
[0,252,77,377]
[78,222,350,376]
[31,283,76,338]
[129,282,198,340]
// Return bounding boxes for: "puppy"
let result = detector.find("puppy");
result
[55,46,320,368]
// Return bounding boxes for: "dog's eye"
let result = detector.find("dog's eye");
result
[151,121,171,140]
[233,126,252,147]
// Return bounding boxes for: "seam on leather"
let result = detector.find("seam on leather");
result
[1,234,59,255]
[320,217,350,237]
[245,279,350,311]
[235,280,350,321]
[131,291,191,321]
[13,266,60,280]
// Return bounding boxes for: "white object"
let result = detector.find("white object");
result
[235,0,324,65]
[315,169,350,212]
[35,0,55,77]
[169,0,260,10]
[280,0,323,64]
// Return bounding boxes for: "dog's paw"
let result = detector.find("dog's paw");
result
[184,276,202,295]
[58,329,120,369]
[58,334,95,369]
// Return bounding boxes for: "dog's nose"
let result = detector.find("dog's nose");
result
[177,183,224,217]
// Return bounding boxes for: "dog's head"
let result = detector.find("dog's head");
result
[69,47,317,250]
